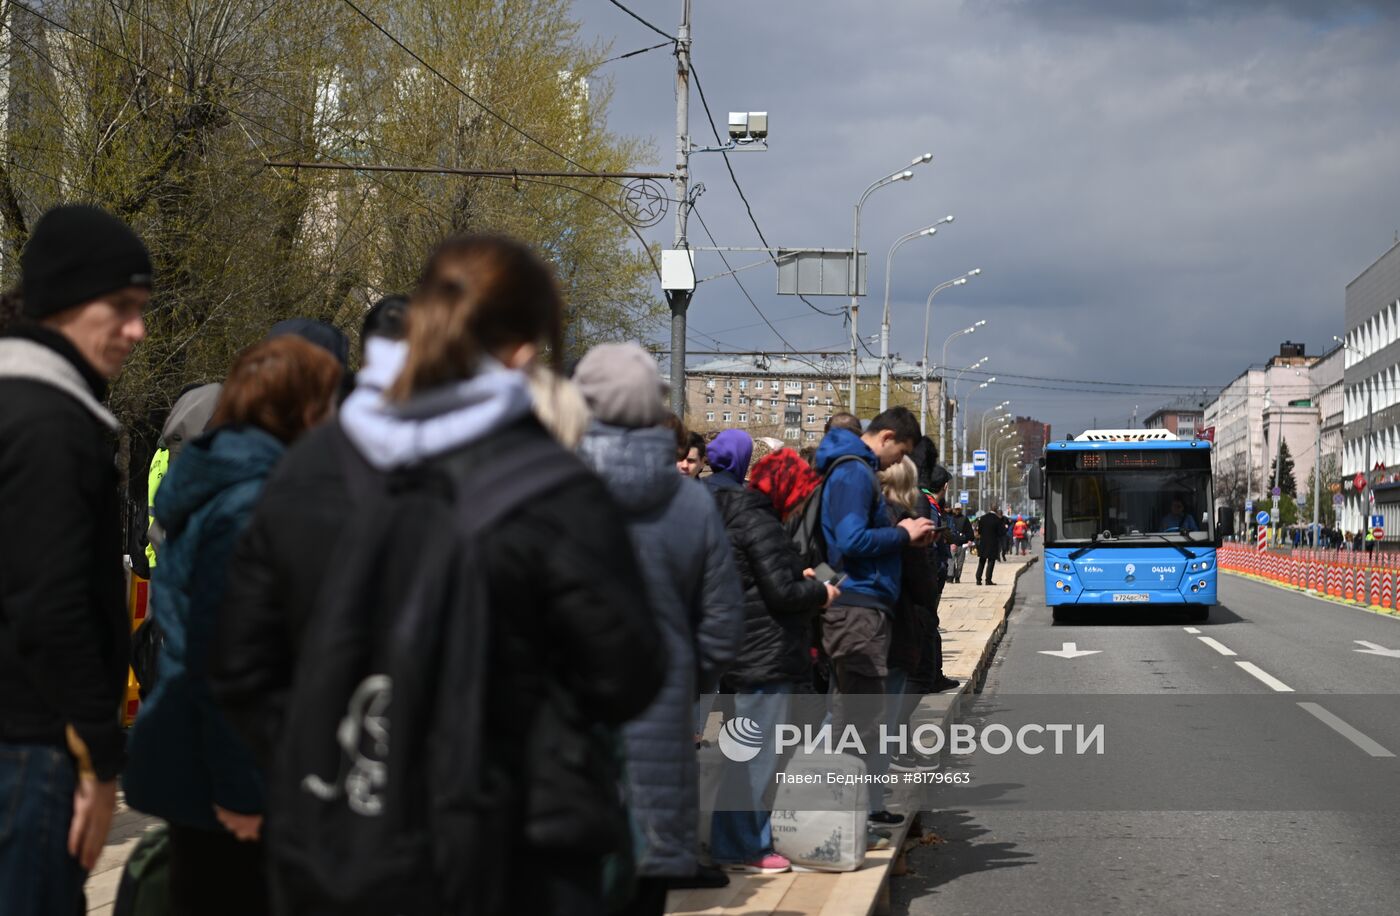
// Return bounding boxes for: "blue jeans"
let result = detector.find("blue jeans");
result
[866,668,911,812]
[709,685,791,864]
[0,742,85,916]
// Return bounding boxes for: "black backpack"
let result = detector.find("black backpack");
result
[268,424,586,914]
[786,454,876,570]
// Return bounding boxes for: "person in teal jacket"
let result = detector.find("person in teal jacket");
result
[123,335,342,916]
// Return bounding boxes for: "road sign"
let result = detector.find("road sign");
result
[962,462,975,479]
[1374,527,1386,541]
[1372,515,1384,528]
[1256,510,1271,526]
[959,490,970,505]
[1245,499,1254,514]
[1333,493,1345,507]
[972,449,989,473]
[1298,491,1307,506]
[1355,472,1366,491]
[1272,485,1282,497]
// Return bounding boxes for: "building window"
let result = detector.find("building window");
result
[706,411,715,421]
[786,381,803,393]
[771,414,780,424]
[806,414,816,424]
[706,378,715,389]
[825,398,833,407]
[725,379,733,389]
[705,394,715,404]
[808,381,816,390]
[739,413,748,423]
[807,397,817,406]
[785,428,800,440]
[723,395,731,405]
[826,382,834,391]
[806,431,817,441]
[722,412,731,422]
[739,396,748,405]
[738,379,747,389]
[771,380,780,390]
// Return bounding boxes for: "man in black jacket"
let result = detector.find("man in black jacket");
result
[948,504,975,583]
[0,204,151,911]
[976,507,1008,586]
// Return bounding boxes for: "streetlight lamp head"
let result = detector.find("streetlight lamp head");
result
[921,226,938,236]
[942,214,955,224]
[897,170,914,181]
[914,152,933,165]
[969,268,983,277]
[954,278,967,286]
[974,319,987,327]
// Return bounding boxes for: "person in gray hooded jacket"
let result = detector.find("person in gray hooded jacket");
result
[574,342,745,915]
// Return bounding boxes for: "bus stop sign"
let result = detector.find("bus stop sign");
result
[973,450,989,473]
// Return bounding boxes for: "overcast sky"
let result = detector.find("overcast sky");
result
[573,0,1400,435]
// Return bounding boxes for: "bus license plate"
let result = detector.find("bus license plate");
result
[1112,593,1150,603]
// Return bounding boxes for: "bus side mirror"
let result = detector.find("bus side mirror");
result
[1028,464,1044,501]
[1216,508,1234,538]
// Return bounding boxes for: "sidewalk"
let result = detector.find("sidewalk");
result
[85,795,160,915]
[667,552,1037,916]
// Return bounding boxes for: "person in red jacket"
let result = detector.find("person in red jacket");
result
[1013,515,1030,555]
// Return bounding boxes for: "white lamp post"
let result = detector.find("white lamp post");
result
[879,216,954,412]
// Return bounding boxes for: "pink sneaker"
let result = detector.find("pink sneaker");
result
[723,853,791,875]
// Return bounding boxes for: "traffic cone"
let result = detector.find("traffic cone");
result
[1383,573,1393,610]
[1345,567,1355,601]
[1372,569,1382,607]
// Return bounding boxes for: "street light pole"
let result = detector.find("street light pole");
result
[948,358,988,483]
[849,154,931,413]
[880,217,952,412]
[931,304,983,456]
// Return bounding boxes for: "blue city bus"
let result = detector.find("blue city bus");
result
[1028,430,1230,623]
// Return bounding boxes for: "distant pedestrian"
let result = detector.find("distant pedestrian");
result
[948,504,974,583]
[0,203,151,913]
[575,342,745,913]
[976,508,1007,585]
[124,336,342,916]
[1013,515,1029,555]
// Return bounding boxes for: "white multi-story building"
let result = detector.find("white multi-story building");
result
[1341,240,1400,535]
[1204,342,1326,524]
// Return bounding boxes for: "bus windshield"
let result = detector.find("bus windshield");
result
[1045,469,1214,545]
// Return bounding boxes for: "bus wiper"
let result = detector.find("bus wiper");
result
[1068,530,1114,560]
[1116,533,1195,558]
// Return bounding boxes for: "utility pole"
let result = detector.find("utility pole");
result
[665,0,693,418]
[1313,401,1322,546]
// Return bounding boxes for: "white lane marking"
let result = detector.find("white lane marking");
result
[1038,642,1102,659]
[1198,636,1238,657]
[1183,627,1202,634]
[1235,661,1294,692]
[1298,702,1396,758]
[1354,640,1400,658]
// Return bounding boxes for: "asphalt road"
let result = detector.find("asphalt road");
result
[896,568,1400,916]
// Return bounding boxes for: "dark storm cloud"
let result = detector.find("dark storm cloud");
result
[572,0,1400,433]
[994,0,1400,27]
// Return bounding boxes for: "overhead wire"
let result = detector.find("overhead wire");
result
[604,0,678,42]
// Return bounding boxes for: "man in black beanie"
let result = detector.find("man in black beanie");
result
[0,203,150,912]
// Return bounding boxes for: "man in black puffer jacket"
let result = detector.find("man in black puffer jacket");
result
[703,429,837,875]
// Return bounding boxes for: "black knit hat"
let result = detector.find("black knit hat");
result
[20,204,152,320]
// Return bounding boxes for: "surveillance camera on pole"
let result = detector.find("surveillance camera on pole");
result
[695,112,769,152]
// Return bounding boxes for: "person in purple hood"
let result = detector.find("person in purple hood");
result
[702,430,837,874]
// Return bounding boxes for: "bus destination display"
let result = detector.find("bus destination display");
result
[1075,450,1179,470]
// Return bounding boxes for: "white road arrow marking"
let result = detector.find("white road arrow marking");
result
[1354,640,1400,658]
[1039,642,1102,659]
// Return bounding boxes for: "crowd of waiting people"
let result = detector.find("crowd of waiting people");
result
[0,204,1030,916]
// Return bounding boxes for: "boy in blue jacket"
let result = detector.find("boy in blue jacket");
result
[814,407,933,827]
